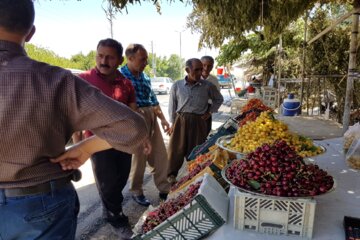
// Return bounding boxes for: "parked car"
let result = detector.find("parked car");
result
[151,77,174,94]
[66,68,85,76]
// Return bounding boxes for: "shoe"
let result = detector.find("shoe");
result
[108,213,133,240]
[110,222,133,240]
[132,194,150,207]
[159,193,168,201]
[167,175,177,185]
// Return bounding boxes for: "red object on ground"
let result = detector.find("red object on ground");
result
[217,68,224,75]
[224,73,229,78]
[235,87,241,92]
[247,86,255,93]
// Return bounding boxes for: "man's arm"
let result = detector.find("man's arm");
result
[72,131,83,144]
[153,105,170,133]
[208,84,224,113]
[51,135,151,170]
[66,75,148,154]
[167,84,178,135]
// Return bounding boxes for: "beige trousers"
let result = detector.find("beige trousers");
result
[129,106,170,196]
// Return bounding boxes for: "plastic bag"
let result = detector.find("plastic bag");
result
[346,138,360,170]
[344,123,360,152]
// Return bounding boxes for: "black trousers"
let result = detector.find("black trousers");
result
[91,148,131,215]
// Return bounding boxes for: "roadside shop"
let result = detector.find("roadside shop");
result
[131,98,359,240]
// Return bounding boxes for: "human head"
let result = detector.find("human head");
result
[185,58,203,82]
[200,55,214,79]
[0,0,36,44]
[125,43,148,75]
[95,38,124,77]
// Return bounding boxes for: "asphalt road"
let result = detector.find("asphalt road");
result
[73,89,234,239]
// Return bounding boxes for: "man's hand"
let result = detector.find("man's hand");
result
[51,146,91,171]
[142,137,152,155]
[167,125,174,136]
[201,112,212,120]
[161,119,171,134]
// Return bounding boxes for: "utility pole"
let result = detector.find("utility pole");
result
[151,40,156,77]
[176,30,185,78]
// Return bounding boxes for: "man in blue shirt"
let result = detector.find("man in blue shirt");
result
[121,44,171,206]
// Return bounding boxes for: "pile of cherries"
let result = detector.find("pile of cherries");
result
[142,181,202,233]
[225,140,334,197]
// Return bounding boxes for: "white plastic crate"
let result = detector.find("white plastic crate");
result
[261,87,278,109]
[234,189,316,239]
[230,98,247,114]
[134,174,229,240]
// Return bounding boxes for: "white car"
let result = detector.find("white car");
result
[151,77,174,94]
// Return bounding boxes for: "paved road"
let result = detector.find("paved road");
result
[74,89,234,239]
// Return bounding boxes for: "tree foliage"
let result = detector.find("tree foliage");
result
[146,53,183,80]
[70,51,96,70]
[25,43,80,69]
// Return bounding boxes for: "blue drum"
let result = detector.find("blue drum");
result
[282,93,301,116]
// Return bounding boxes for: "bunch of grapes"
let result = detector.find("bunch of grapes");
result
[142,181,202,233]
[170,159,212,192]
[225,140,334,197]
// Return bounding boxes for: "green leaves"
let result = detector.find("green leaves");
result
[248,180,261,190]
[25,44,82,69]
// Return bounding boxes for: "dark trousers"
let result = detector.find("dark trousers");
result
[167,113,209,177]
[91,148,131,215]
[206,115,212,135]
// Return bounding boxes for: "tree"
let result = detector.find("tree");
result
[144,53,183,80]
[70,51,96,70]
[25,44,80,69]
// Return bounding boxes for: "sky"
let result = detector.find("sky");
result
[31,0,219,61]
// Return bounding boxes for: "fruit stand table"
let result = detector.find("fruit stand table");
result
[207,137,360,240]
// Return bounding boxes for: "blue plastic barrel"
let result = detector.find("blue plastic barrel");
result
[282,94,301,116]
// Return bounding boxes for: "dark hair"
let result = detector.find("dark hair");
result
[125,44,146,57]
[185,58,200,69]
[200,55,214,64]
[0,0,35,34]
[97,38,123,58]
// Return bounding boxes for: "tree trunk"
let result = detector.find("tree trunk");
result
[343,0,360,132]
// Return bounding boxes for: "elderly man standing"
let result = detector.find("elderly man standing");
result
[201,55,222,134]
[167,58,224,183]
[121,44,171,206]
[201,55,220,91]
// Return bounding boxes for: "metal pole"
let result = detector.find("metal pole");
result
[343,2,360,132]
[300,12,308,110]
[175,30,185,79]
[179,31,182,78]
[277,35,282,112]
[151,41,156,77]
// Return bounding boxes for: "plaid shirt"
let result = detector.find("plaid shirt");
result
[0,40,147,188]
[120,65,159,107]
